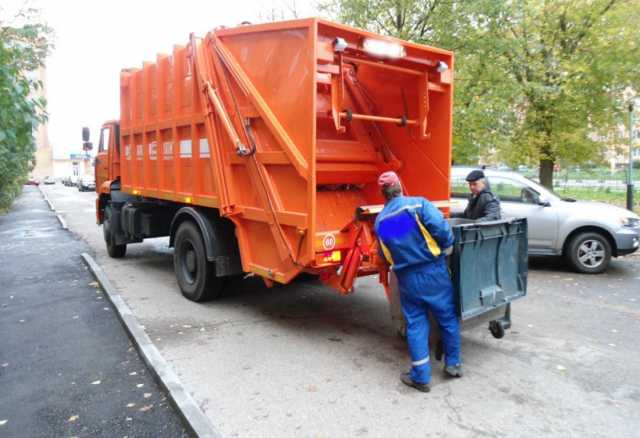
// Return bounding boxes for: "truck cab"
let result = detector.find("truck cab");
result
[85,121,120,224]
[93,121,120,195]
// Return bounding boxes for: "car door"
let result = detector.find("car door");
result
[489,176,558,253]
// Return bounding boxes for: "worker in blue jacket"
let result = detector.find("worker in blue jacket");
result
[375,171,462,392]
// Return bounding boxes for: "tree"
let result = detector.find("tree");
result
[489,0,639,187]
[320,0,640,188]
[0,6,52,210]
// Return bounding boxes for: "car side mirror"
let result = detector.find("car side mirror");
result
[537,196,551,207]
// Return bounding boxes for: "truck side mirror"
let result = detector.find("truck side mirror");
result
[83,141,93,152]
[82,127,90,142]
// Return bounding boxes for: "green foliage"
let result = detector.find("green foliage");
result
[0,7,52,210]
[320,0,640,188]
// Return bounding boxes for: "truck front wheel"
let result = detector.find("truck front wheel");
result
[173,221,224,302]
[103,205,126,258]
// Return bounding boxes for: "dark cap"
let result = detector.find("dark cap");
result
[465,169,485,182]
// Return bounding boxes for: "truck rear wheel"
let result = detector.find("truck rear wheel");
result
[103,205,126,258]
[173,221,225,302]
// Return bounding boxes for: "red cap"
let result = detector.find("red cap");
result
[378,171,400,188]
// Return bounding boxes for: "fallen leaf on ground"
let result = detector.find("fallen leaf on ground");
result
[0,420,7,426]
[126,403,136,408]
[1,363,8,368]
[182,325,192,328]
[556,365,567,371]
[91,380,101,385]
[129,372,137,376]
[136,384,144,388]
[68,415,79,422]
[88,281,99,288]
[143,393,152,399]
[138,404,153,412]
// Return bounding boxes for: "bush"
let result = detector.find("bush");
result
[0,11,52,211]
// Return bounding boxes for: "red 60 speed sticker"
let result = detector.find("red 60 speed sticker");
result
[322,233,336,250]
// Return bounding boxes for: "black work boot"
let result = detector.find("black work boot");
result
[444,364,463,378]
[400,372,430,392]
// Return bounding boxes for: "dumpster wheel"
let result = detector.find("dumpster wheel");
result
[489,320,506,339]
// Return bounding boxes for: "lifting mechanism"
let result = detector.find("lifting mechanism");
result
[184,24,449,293]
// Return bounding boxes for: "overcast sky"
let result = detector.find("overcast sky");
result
[4,0,318,158]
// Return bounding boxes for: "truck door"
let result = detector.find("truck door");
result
[95,125,112,192]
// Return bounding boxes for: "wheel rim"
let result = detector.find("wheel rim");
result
[180,240,198,285]
[577,239,605,268]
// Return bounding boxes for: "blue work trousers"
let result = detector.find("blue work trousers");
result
[396,260,461,384]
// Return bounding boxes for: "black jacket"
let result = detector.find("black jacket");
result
[456,189,501,222]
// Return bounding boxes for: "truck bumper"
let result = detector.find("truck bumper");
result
[614,227,640,256]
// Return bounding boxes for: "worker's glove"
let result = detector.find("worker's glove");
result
[444,246,453,256]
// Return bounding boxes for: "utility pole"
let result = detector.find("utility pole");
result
[628,100,637,211]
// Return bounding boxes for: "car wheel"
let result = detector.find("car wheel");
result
[173,221,225,302]
[565,232,611,274]
[103,206,127,258]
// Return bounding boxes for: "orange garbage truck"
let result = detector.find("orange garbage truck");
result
[91,18,527,342]
[90,18,455,302]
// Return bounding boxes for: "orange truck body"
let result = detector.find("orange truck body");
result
[95,18,453,294]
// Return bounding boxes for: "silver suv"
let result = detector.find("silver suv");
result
[450,167,640,273]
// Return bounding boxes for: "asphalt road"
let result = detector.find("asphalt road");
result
[0,186,188,438]
[43,183,640,437]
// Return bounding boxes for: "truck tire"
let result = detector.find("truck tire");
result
[565,231,611,274]
[173,221,225,302]
[103,205,127,258]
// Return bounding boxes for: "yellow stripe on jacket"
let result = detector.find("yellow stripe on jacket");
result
[414,213,441,257]
[379,240,394,266]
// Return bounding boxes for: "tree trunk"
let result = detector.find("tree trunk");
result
[539,158,554,189]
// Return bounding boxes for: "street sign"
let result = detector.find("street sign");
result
[70,153,90,161]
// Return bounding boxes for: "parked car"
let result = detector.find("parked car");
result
[25,177,40,186]
[77,175,96,192]
[62,176,77,187]
[450,167,640,273]
[43,176,56,185]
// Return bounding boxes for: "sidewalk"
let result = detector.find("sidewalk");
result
[0,187,187,437]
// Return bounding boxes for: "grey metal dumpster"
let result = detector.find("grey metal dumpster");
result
[449,217,528,338]
[388,218,528,346]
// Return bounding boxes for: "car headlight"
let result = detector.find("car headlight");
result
[620,216,640,228]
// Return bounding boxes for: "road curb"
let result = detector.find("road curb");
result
[81,253,221,438]
[38,184,55,211]
[37,185,70,230]
[56,213,68,230]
